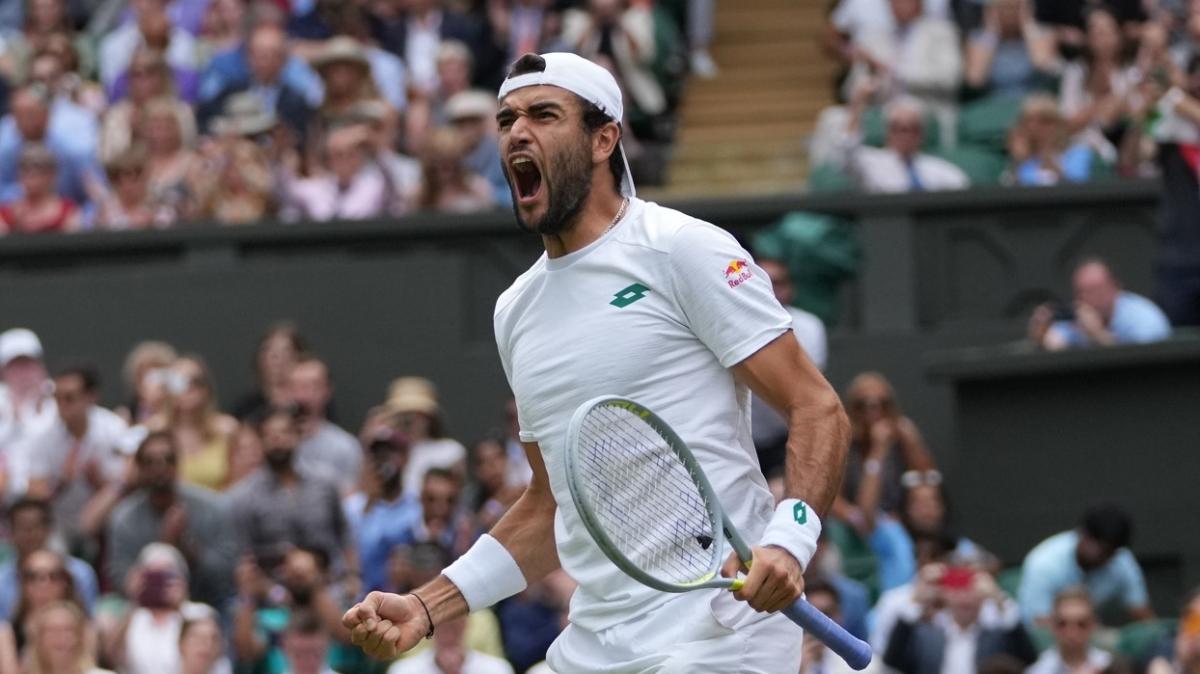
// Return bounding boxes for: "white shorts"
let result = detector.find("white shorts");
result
[546,590,803,673]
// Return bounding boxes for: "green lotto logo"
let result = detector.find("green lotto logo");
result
[793,502,808,525]
[611,283,650,308]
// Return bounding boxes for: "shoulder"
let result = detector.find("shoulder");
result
[1024,530,1074,567]
[109,491,148,524]
[494,254,548,321]
[180,482,227,509]
[626,199,733,256]
[1119,291,1169,318]
[227,471,267,501]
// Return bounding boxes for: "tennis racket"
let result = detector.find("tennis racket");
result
[563,395,873,671]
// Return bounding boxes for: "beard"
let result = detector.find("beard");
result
[264,448,294,472]
[508,133,593,236]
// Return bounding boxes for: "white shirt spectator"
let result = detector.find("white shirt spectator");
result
[0,384,57,497]
[283,165,390,222]
[406,13,443,93]
[387,649,514,674]
[125,603,232,674]
[29,405,132,487]
[845,145,969,194]
[1026,647,1112,674]
[831,0,951,42]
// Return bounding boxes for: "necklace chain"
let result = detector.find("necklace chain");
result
[604,198,629,235]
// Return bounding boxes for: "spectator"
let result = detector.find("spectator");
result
[94,147,167,230]
[177,612,231,674]
[963,0,1059,99]
[0,143,81,234]
[109,543,213,674]
[470,437,522,533]
[883,565,1037,674]
[386,377,466,497]
[494,569,574,673]
[26,44,106,118]
[870,531,959,653]
[226,424,263,489]
[415,467,471,555]
[825,94,969,193]
[841,0,962,142]
[233,323,307,422]
[899,471,997,569]
[387,615,514,674]
[686,0,718,78]
[1006,94,1096,185]
[23,600,111,674]
[0,84,100,207]
[1060,7,1134,163]
[0,327,57,498]
[191,123,276,226]
[26,364,131,554]
[0,0,94,84]
[229,406,347,572]
[100,48,196,164]
[106,431,238,609]
[197,0,244,56]
[1017,503,1154,629]
[1147,588,1200,674]
[279,610,336,674]
[1028,258,1172,349]
[116,340,178,424]
[348,99,420,214]
[562,0,667,119]
[10,549,84,653]
[1035,0,1146,59]
[142,95,202,222]
[311,37,384,125]
[800,580,884,674]
[1027,587,1113,674]
[416,127,495,213]
[445,89,512,208]
[196,25,314,144]
[488,0,565,65]
[344,427,419,593]
[370,0,501,94]
[150,355,239,492]
[282,123,391,222]
[0,499,98,622]
[405,40,475,154]
[288,355,361,495]
[98,0,202,102]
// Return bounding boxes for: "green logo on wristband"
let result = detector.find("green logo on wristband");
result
[793,502,808,525]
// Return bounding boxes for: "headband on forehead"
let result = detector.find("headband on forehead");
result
[498,52,635,197]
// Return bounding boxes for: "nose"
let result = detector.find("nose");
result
[507,113,534,147]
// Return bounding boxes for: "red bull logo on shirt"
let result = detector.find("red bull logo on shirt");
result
[724,259,752,288]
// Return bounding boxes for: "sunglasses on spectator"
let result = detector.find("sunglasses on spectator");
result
[901,469,943,489]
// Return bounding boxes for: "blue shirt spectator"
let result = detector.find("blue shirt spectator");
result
[1032,259,1172,350]
[1015,143,1094,185]
[0,87,101,205]
[199,45,323,107]
[0,499,99,621]
[343,491,420,593]
[1049,291,1172,347]
[1017,504,1153,628]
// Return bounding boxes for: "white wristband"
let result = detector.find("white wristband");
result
[759,499,822,572]
[441,534,527,611]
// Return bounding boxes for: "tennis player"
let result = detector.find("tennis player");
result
[344,52,850,672]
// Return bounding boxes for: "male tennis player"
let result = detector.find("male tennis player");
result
[344,52,850,672]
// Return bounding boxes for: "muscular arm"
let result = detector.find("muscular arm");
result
[733,331,849,516]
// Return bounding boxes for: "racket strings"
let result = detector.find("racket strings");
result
[575,405,718,585]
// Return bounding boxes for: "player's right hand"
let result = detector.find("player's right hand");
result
[342,591,429,660]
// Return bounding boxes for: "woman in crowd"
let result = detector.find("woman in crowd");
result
[1149,589,1200,674]
[0,0,94,83]
[176,613,230,674]
[11,550,84,654]
[0,144,80,234]
[143,96,202,221]
[416,128,494,214]
[151,356,238,492]
[1006,94,1096,185]
[117,341,178,425]
[101,48,195,164]
[191,136,275,225]
[94,148,166,230]
[1060,7,1135,162]
[471,437,523,532]
[963,0,1059,99]
[232,322,307,421]
[22,601,108,674]
[387,377,467,497]
[898,470,998,571]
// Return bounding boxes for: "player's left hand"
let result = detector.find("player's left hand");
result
[720,546,804,613]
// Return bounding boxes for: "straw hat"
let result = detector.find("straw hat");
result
[385,376,440,416]
[311,36,371,71]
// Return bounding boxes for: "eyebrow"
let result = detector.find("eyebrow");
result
[496,99,568,123]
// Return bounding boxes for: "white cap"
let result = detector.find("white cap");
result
[0,328,43,366]
[498,52,635,197]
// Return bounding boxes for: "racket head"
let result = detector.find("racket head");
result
[563,395,734,593]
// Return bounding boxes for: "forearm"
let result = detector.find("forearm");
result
[783,389,850,516]
[232,601,266,661]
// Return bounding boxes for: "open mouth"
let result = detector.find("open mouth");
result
[510,156,542,203]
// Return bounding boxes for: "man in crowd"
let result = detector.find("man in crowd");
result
[229,406,348,572]
[1028,259,1172,350]
[107,431,238,608]
[280,610,339,674]
[27,365,131,553]
[387,615,514,674]
[0,86,100,206]
[413,467,468,554]
[289,355,361,495]
[1018,503,1154,628]
[344,428,419,594]
[1026,587,1113,674]
[445,89,512,207]
[800,580,882,674]
[0,328,57,499]
[0,498,98,620]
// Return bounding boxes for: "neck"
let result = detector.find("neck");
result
[24,191,52,205]
[64,413,88,438]
[542,190,626,258]
[1059,646,1088,665]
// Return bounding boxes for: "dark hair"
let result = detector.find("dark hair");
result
[285,608,326,637]
[7,497,52,526]
[134,430,178,465]
[287,544,331,573]
[52,363,99,393]
[505,53,627,195]
[977,654,1027,674]
[423,466,460,488]
[255,404,302,433]
[1081,503,1133,550]
[803,578,840,605]
[255,321,307,379]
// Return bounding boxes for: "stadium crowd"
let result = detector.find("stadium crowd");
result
[0,0,701,234]
[0,260,1195,674]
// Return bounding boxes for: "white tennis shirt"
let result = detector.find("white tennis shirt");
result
[495,198,793,631]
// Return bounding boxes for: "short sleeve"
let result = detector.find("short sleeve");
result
[495,304,536,443]
[668,223,792,368]
[1115,550,1150,609]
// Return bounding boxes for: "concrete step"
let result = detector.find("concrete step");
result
[677,118,810,144]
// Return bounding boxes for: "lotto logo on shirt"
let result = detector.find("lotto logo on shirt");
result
[724,259,752,288]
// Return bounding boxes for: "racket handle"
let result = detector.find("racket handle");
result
[781,599,873,671]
